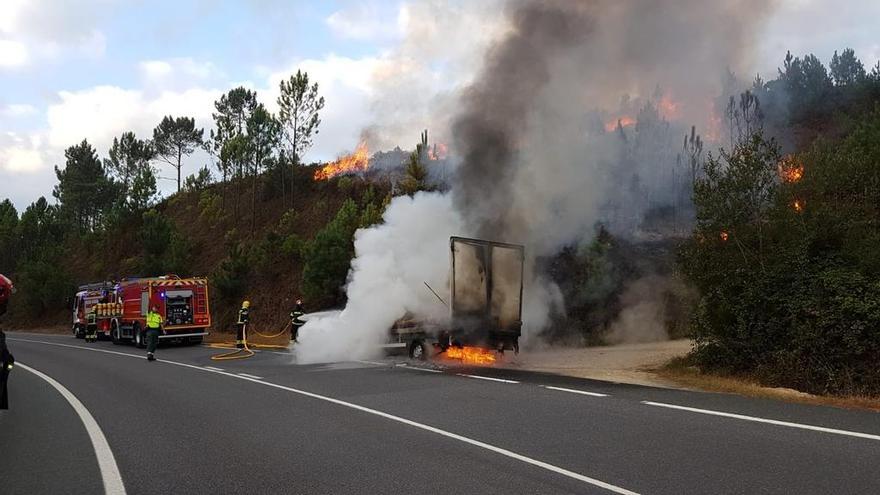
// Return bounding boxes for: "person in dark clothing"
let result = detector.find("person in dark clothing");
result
[236,301,250,349]
[1,329,14,410]
[289,299,305,343]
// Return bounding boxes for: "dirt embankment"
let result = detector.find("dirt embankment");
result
[504,339,880,411]
[502,339,693,388]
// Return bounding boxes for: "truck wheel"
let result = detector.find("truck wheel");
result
[409,340,428,361]
[111,324,122,345]
[135,327,146,349]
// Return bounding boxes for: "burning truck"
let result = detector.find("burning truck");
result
[389,236,524,363]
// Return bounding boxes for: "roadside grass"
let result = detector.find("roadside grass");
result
[655,356,880,412]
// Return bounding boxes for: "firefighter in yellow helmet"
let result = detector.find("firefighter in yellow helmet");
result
[236,300,251,349]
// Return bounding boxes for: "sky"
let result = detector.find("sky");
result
[1,0,879,211]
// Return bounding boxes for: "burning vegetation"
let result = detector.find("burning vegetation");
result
[314,141,370,181]
[778,155,804,183]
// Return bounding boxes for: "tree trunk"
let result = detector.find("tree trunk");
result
[177,147,182,192]
[251,164,257,237]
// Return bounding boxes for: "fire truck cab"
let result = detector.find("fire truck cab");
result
[72,282,117,339]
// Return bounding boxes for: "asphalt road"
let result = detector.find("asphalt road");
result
[1,332,879,494]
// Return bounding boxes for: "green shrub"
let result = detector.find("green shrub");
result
[198,190,223,223]
[140,209,172,274]
[281,233,306,259]
[16,257,72,314]
[681,112,880,395]
[301,199,359,302]
[212,243,250,301]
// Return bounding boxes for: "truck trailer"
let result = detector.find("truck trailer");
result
[72,275,212,346]
[390,236,525,360]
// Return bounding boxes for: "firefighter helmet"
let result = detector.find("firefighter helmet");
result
[242,300,250,309]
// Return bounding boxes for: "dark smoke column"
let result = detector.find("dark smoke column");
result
[452,1,593,241]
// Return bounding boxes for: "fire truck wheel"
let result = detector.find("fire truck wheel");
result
[111,324,122,345]
[134,326,146,349]
[409,340,428,361]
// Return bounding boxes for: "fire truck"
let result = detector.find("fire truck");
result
[72,282,117,339]
[0,274,13,316]
[72,275,212,346]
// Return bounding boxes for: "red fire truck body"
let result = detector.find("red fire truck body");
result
[0,274,13,316]
[113,276,211,346]
[72,275,211,345]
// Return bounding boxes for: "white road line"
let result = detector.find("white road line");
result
[356,360,387,366]
[237,373,263,380]
[18,362,127,495]
[457,373,520,384]
[13,337,637,495]
[541,385,608,397]
[204,366,224,371]
[396,364,443,373]
[642,401,880,442]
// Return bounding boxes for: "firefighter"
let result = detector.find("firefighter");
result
[236,300,250,349]
[289,299,305,343]
[0,329,13,410]
[85,306,98,343]
[145,305,163,361]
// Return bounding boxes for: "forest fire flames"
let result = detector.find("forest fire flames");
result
[314,141,370,180]
[604,116,636,132]
[720,231,729,242]
[793,199,804,212]
[658,94,680,120]
[778,155,804,183]
[428,143,449,161]
[445,346,497,365]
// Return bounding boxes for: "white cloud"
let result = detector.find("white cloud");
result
[140,58,222,86]
[325,2,406,42]
[0,132,44,174]
[0,0,110,69]
[47,85,221,151]
[140,60,173,80]
[1,103,37,117]
[0,39,28,68]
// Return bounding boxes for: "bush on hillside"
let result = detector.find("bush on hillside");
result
[301,198,360,304]
[212,243,250,301]
[16,256,72,314]
[680,113,880,395]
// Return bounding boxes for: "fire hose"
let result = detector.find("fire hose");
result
[249,320,291,339]
[208,323,291,360]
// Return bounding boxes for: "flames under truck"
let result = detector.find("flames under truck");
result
[72,275,211,346]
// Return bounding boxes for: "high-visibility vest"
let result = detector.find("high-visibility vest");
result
[146,311,163,329]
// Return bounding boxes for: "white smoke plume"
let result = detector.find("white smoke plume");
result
[295,192,463,363]
[297,0,775,362]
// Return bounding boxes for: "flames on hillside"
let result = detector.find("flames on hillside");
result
[778,155,804,183]
[604,116,637,132]
[314,141,370,181]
